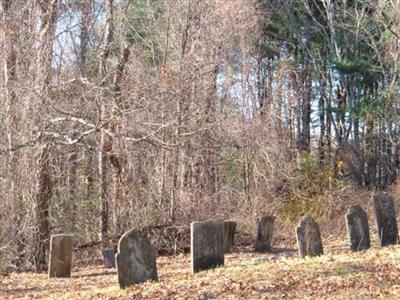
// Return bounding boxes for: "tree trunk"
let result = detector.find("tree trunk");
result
[336,83,346,147]
[2,0,21,256]
[34,141,52,271]
[99,128,109,241]
[319,80,326,164]
[300,57,312,153]
[98,0,113,242]
[202,64,219,198]
[326,70,333,161]
[85,147,94,200]
[79,0,91,77]
[66,0,92,228]
[67,149,78,224]
[33,0,58,272]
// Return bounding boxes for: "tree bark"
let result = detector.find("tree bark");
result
[300,56,312,153]
[79,0,91,77]
[33,0,58,272]
[319,80,326,164]
[34,141,52,271]
[67,149,78,223]
[98,0,113,242]
[2,0,21,256]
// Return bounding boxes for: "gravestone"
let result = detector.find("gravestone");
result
[372,193,399,247]
[101,249,116,268]
[115,229,158,288]
[191,219,224,274]
[48,234,73,278]
[254,215,275,252]
[345,204,370,251]
[295,215,323,258]
[224,220,237,253]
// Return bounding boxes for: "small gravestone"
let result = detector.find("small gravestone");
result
[345,204,370,251]
[116,229,158,288]
[372,193,399,247]
[48,234,73,278]
[224,220,237,253]
[254,215,275,252]
[191,219,224,274]
[101,249,116,268]
[296,215,323,258]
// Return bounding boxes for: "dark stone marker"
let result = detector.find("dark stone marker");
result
[345,204,370,251]
[101,249,116,268]
[115,229,158,289]
[254,215,275,252]
[224,220,237,253]
[372,193,399,247]
[295,215,323,258]
[191,219,224,274]
[48,234,73,278]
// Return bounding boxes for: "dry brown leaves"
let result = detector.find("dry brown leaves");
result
[2,241,400,299]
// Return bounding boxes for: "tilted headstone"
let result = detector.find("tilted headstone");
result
[48,234,73,278]
[116,229,158,288]
[101,249,116,268]
[372,193,399,247]
[295,215,323,258]
[345,204,370,251]
[191,219,224,274]
[254,215,275,252]
[224,220,237,253]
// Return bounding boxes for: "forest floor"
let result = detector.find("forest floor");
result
[2,238,400,299]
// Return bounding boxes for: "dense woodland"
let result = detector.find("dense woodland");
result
[1,0,400,271]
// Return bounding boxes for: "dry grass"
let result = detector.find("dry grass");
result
[2,238,400,299]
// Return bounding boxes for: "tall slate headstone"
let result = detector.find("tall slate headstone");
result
[295,215,323,258]
[224,220,237,253]
[372,193,399,247]
[115,229,158,289]
[191,219,224,274]
[48,234,73,278]
[254,215,275,252]
[345,204,370,251]
[101,248,116,268]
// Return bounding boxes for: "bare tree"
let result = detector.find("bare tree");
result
[33,0,58,271]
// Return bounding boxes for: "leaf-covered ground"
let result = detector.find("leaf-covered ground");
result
[2,240,400,299]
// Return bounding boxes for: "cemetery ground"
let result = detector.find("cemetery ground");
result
[3,238,400,299]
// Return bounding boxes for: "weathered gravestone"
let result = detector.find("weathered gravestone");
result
[254,215,275,252]
[191,219,224,274]
[115,229,158,288]
[345,204,370,251]
[48,234,73,278]
[295,215,323,258]
[224,220,237,253]
[372,193,399,247]
[101,249,116,268]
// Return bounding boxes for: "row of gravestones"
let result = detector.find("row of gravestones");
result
[46,193,398,289]
[297,193,399,256]
[297,193,399,257]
